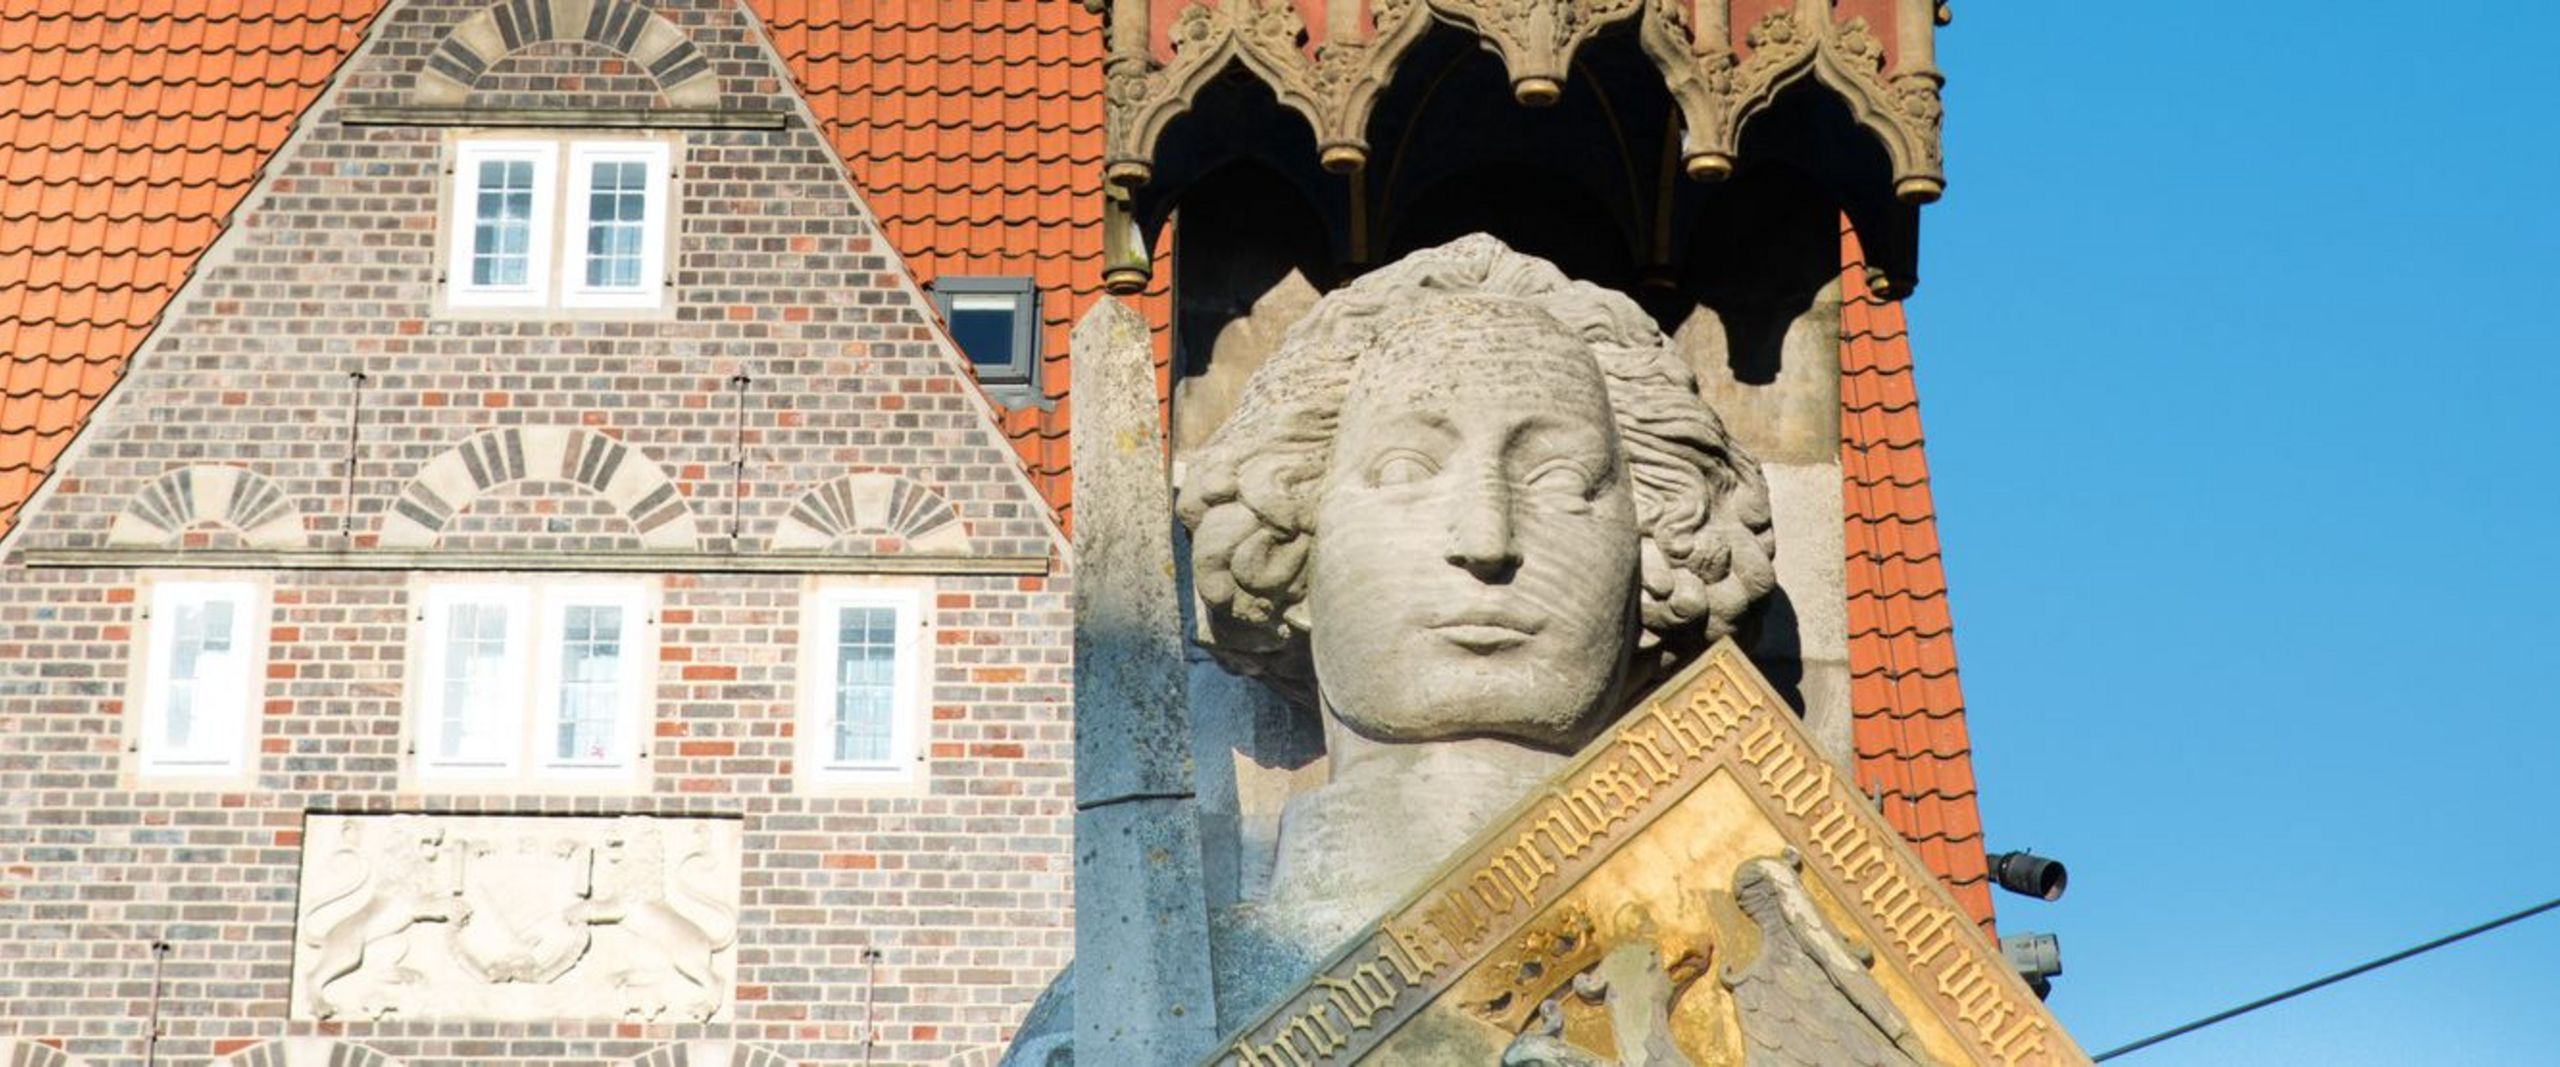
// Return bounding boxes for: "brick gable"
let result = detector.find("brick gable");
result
[0,0,1071,1061]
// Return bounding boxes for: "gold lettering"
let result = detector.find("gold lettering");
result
[1555,782,1616,839]
[1281,1014,1342,1059]
[1248,1035,1309,1067]
[1936,956,1991,1005]
[1837,838,1895,888]
[1583,763,1651,818]
[1382,920,1445,981]
[1652,700,1714,759]
[1739,718,1783,766]
[1227,1041,1286,1067]
[1694,665,1760,739]
[1486,834,1557,904]
[1316,974,1384,1030]
[1468,867,1520,916]
[1805,801,1864,869]
[1527,798,1595,860]
[1991,1013,2050,1059]
[1619,727,1678,786]
[1903,910,1958,972]
[1423,894,1485,957]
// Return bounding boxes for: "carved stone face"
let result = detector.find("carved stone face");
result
[1309,298,1642,750]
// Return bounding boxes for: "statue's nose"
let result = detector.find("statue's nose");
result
[1443,473,1521,580]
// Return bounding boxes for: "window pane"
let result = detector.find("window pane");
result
[554,604,624,764]
[581,159,649,290]
[832,606,898,765]
[163,597,238,756]
[439,602,514,762]
[946,294,1022,375]
[469,158,538,288]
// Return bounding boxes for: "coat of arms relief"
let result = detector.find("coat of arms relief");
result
[290,814,742,1023]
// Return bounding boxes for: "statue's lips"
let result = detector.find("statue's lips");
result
[1426,612,1543,653]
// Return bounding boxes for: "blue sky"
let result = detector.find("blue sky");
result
[1905,2,2560,1063]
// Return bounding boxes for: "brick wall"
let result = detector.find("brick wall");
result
[0,0,1073,1063]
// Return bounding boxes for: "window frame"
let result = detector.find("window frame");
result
[928,276,1041,403]
[446,140,561,309]
[441,135,678,315]
[559,140,674,309]
[531,582,653,778]
[129,578,266,784]
[408,577,657,792]
[796,582,933,794]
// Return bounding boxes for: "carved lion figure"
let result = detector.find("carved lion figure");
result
[572,817,739,1021]
[297,816,468,1019]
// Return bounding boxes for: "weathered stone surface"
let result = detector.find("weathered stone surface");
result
[1075,798,1221,1062]
[1066,295,1219,1064]
[1760,461,1853,765]
[1212,644,2084,1066]
[291,814,741,1023]
[1071,295,1199,802]
[1176,236,1779,982]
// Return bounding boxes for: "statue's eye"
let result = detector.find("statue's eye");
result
[1525,460,1597,499]
[1370,450,1438,487]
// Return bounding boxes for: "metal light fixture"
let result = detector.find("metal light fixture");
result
[1988,849,2068,902]
[2001,931,2062,1000]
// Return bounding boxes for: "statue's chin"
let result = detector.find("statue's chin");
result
[1326,691,1612,753]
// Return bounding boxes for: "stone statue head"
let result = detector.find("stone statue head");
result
[1178,235,1776,752]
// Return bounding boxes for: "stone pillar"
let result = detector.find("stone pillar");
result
[1068,297,1220,1064]
[1677,277,1854,767]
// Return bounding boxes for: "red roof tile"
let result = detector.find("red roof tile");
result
[749,0,1168,527]
[0,0,382,540]
[0,1,1994,930]
[1841,219,1996,933]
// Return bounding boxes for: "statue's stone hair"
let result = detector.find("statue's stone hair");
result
[1176,234,1777,703]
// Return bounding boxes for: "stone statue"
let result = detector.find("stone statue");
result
[1003,235,1780,1064]
[1176,234,1778,1011]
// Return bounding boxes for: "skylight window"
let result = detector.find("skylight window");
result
[930,277,1040,403]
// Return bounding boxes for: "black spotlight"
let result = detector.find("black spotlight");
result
[1988,850,2068,901]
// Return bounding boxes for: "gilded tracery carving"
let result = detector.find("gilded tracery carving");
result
[1101,0,1945,219]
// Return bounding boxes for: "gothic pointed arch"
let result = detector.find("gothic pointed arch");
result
[625,1042,794,1067]
[415,0,718,108]
[106,464,307,549]
[377,426,698,550]
[1102,0,1943,229]
[769,472,971,553]
[206,1040,405,1067]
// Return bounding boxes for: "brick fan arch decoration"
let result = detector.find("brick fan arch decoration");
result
[207,1039,405,1067]
[770,472,971,553]
[106,464,308,549]
[416,0,717,107]
[377,425,699,550]
[0,1040,84,1067]
[626,1042,794,1067]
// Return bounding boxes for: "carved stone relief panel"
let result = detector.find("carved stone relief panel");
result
[290,814,743,1023]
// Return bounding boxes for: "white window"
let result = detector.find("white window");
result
[448,141,557,308]
[445,138,673,311]
[134,580,262,779]
[562,142,672,308]
[413,580,653,788]
[798,585,930,790]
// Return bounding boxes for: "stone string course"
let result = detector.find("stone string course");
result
[0,0,1071,1064]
